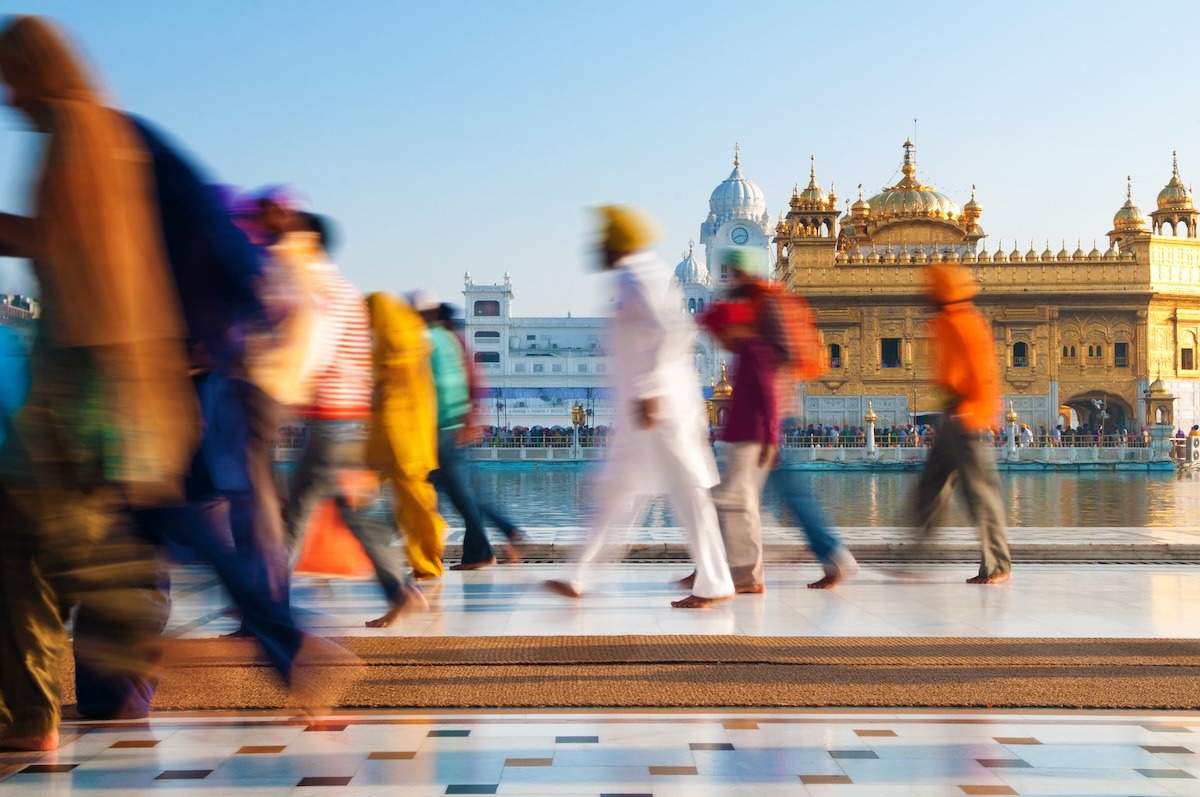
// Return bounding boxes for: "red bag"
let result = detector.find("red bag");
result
[293,500,374,577]
[755,284,822,381]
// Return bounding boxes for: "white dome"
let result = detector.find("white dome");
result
[708,148,767,223]
[674,243,709,286]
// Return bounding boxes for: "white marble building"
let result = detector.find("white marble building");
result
[463,149,773,431]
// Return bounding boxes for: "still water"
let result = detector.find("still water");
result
[458,465,1200,529]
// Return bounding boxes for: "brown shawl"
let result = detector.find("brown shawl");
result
[0,16,197,505]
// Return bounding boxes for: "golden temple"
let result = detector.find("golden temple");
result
[773,142,1200,433]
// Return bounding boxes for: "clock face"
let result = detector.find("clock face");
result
[730,226,750,245]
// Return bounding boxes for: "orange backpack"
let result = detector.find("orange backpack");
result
[754,284,822,382]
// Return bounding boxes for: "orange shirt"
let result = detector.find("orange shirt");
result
[929,302,1000,432]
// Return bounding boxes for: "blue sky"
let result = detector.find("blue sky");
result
[1,1,1196,314]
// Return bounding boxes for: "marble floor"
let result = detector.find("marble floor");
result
[4,561,1198,795]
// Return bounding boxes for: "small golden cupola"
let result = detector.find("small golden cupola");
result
[962,185,982,229]
[795,157,833,211]
[1109,176,1149,249]
[1113,177,1147,230]
[1151,152,1199,237]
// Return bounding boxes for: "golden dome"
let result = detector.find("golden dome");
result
[866,140,962,221]
[851,184,871,218]
[713,361,733,397]
[795,156,831,210]
[992,241,1007,262]
[1113,176,1147,231]
[1088,240,1102,260]
[1149,376,1168,394]
[962,185,982,221]
[1156,151,1193,210]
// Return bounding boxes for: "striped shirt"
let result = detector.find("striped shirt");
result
[301,262,373,419]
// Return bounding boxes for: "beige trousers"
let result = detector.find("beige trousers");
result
[713,442,771,586]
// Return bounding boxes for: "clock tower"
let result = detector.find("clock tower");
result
[699,145,772,285]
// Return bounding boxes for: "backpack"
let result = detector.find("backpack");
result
[753,283,822,381]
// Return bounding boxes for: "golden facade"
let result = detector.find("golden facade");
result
[774,142,1200,433]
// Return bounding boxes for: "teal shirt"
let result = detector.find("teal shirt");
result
[428,326,472,430]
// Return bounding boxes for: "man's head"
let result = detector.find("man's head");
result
[595,205,659,269]
[924,262,979,308]
[250,184,310,238]
[698,301,756,350]
[720,246,770,289]
[407,289,442,325]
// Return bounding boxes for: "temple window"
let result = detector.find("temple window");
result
[881,338,901,369]
[688,298,696,313]
[474,330,500,340]
[473,300,500,317]
[1114,342,1129,368]
[1183,348,1195,371]
[828,343,842,369]
[473,351,500,364]
[1012,342,1028,368]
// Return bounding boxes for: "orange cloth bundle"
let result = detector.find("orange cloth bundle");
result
[293,500,373,577]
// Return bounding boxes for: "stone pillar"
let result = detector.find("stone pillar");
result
[1005,401,1019,459]
[863,401,877,458]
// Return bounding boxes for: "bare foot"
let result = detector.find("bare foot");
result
[543,579,582,599]
[734,583,765,594]
[365,584,429,628]
[0,730,58,751]
[674,570,696,589]
[807,573,844,589]
[289,634,363,719]
[501,531,529,563]
[670,593,732,609]
[966,571,1012,585]
[450,557,496,572]
[409,570,441,581]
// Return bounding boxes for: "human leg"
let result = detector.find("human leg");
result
[953,426,1012,581]
[229,383,289,606]
[0,483,65,747]
[712,443,769,590]
[389,472,447,579]
[770,469,857,588]
[434,430,494,567]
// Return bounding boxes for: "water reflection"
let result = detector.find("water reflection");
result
[459,465,1200,528]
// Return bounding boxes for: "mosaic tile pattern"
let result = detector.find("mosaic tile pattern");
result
[3,560,1196,793]
[2,712,1198,795]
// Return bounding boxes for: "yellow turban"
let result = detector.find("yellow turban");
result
[596,205,659,255]
[925,262,979,305]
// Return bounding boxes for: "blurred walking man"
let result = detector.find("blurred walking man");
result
[913,262,1011,585]
[546,206,734,608]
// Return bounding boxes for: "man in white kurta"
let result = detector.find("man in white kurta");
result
[546,206,734,608]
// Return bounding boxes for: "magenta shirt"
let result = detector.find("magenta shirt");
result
[720,338,781,446]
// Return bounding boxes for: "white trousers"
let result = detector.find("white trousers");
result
[568,443,733,599]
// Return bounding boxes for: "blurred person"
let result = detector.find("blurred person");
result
[0,16,199,749]
[545,205,734,608]
[71,127,359,714]
[412,293,525,570]
[911,262,1010,585]
[281,212,426,627]
[717,247,857,589]
[365,292,447,580]
[0,325,28,450]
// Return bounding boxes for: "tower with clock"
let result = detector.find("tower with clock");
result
[699,145,773,285]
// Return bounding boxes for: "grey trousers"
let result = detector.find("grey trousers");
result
[284,419,406,603]
[915,416,1011,578]
[713,442,771,586]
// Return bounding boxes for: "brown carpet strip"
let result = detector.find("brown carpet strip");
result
[61,636,1200,711]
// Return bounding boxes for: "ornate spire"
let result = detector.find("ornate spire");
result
[808,155,817,188]
[1127,175,1133,200]
[733,142,740,168]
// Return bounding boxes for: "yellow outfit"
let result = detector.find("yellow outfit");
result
[366,293,446,578]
